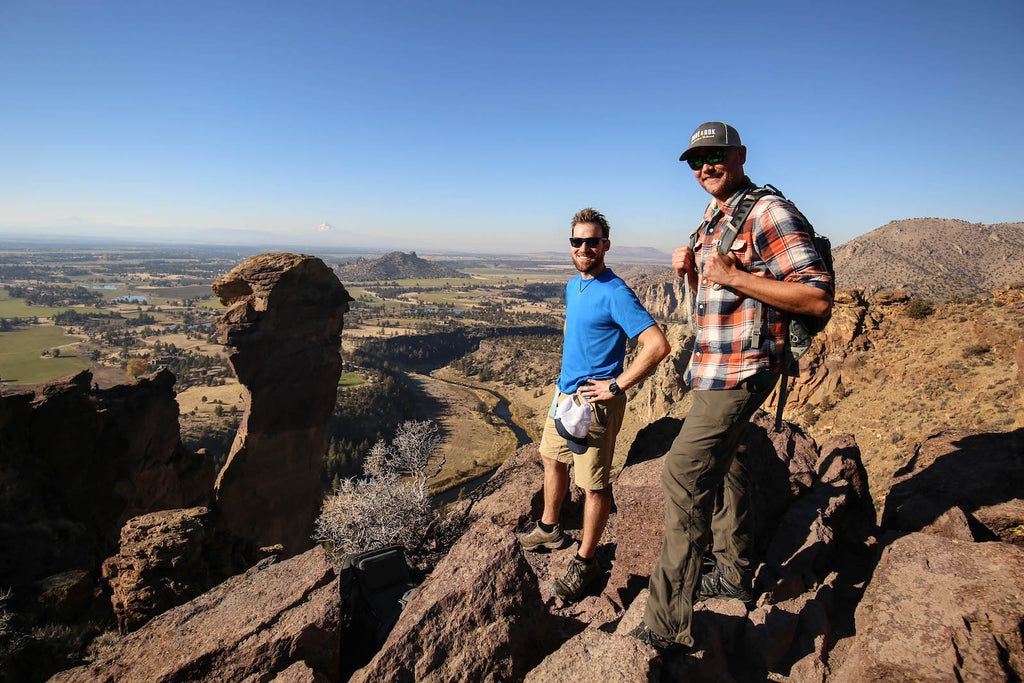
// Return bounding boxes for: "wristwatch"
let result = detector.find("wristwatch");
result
[609,379,623,396]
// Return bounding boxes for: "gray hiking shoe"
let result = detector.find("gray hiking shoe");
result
[552,556,600,602]
[628,622,677,653]
[696,563,754,606]
[518,522,567,552]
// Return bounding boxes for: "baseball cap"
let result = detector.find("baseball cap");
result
[554,394,591,454]
[679,121,742,161]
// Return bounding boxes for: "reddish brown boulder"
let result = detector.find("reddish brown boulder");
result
[266,661,331,683]
[453,443,546,530]
[212,253,352,557]
[974,499,1024,546]
[756,434,875,602]
[31,569,93,624]
[350,519,557,683]
[101,507,258,633]
[523,629,661,682]
[881,428,1024,533]
[832,533,1024,682]
[52,547,339,683]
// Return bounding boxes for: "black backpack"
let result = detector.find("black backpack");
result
[338,545,419,675]
[689,184,834,429]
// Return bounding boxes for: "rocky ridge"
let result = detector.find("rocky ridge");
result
[213,253,352,556]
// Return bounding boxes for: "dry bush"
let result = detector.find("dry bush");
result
[904,298,934,319]
[962,343,991,358]
[314,420,444,563]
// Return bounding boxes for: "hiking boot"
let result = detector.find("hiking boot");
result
[552,556,600,602]
[518,522,567,552]
[628,622,678,653]
[696,563,754,606]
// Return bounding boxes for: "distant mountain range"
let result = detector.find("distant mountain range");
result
[834,219,1024,301]
[335,251,468,282]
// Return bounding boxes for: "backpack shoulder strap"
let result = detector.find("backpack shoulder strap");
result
[716,186,775,348]
[716,187,774,255]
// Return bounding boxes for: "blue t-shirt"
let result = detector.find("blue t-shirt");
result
[557,268,657,394]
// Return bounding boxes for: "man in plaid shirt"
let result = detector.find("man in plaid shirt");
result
[631,122,833,653]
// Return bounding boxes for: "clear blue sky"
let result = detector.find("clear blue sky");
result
[2,0,1022,254]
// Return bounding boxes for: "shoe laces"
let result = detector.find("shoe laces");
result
[565,559,585,586]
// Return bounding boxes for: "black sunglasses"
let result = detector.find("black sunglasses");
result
[569,236,606,248]
[685,148,728,170]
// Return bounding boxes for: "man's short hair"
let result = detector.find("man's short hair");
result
[571,207,611,238]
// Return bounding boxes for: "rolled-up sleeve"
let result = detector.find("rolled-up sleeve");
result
[754,200,833,293]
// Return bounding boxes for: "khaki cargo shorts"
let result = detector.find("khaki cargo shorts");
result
[538,388,626,490]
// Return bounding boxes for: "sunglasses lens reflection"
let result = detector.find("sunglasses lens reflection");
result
[687,150,726,170]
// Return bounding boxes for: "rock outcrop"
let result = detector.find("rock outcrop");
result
[361,411,878,682]
[629,271,688,323]
[0,369,214,589]
[625,323,692,425]
[53,547,340,683]
[101,507,259,633]
[831,532,1024,682]
[881,428,1024,537]
[212,253,352,556]
[350,520,558,682]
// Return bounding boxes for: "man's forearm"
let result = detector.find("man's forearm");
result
[728,271,832,316]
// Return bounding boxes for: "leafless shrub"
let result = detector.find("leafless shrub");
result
[0,588,13,640]
[314,420,444,563]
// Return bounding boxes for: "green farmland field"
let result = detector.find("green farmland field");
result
[0,290,69,318]
[337,372,365,387]
[0,325,90,384]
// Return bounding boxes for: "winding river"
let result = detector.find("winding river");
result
[428,373,534,505]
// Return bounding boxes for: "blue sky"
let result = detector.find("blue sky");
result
[2,0,1022,255]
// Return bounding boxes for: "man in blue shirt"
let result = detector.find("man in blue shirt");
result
[519,207,670,602]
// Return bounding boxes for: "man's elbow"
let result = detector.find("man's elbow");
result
[639,327,671,361]
[807,290,833,317]
[649,333,672,361]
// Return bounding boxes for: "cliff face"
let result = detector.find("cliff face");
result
[628,270,687,322]
[212,253,353,557]
[0,369,215,590]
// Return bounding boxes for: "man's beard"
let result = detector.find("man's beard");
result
[573,252,603,274]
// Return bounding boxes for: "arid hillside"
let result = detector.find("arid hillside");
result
[833,218,1024,301]
[791,284,1024,510]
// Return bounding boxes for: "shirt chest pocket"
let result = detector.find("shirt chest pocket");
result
[727,238,753,269]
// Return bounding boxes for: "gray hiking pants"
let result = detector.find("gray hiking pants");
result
[643,376,777,646]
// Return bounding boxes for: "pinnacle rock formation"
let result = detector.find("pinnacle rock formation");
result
[212,253,353,556]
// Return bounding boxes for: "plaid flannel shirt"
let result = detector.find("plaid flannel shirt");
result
[685,179,833,391]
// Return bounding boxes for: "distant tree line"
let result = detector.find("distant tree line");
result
[322,366,429,489]
[6,284,103,307]
[0,317,39,330]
